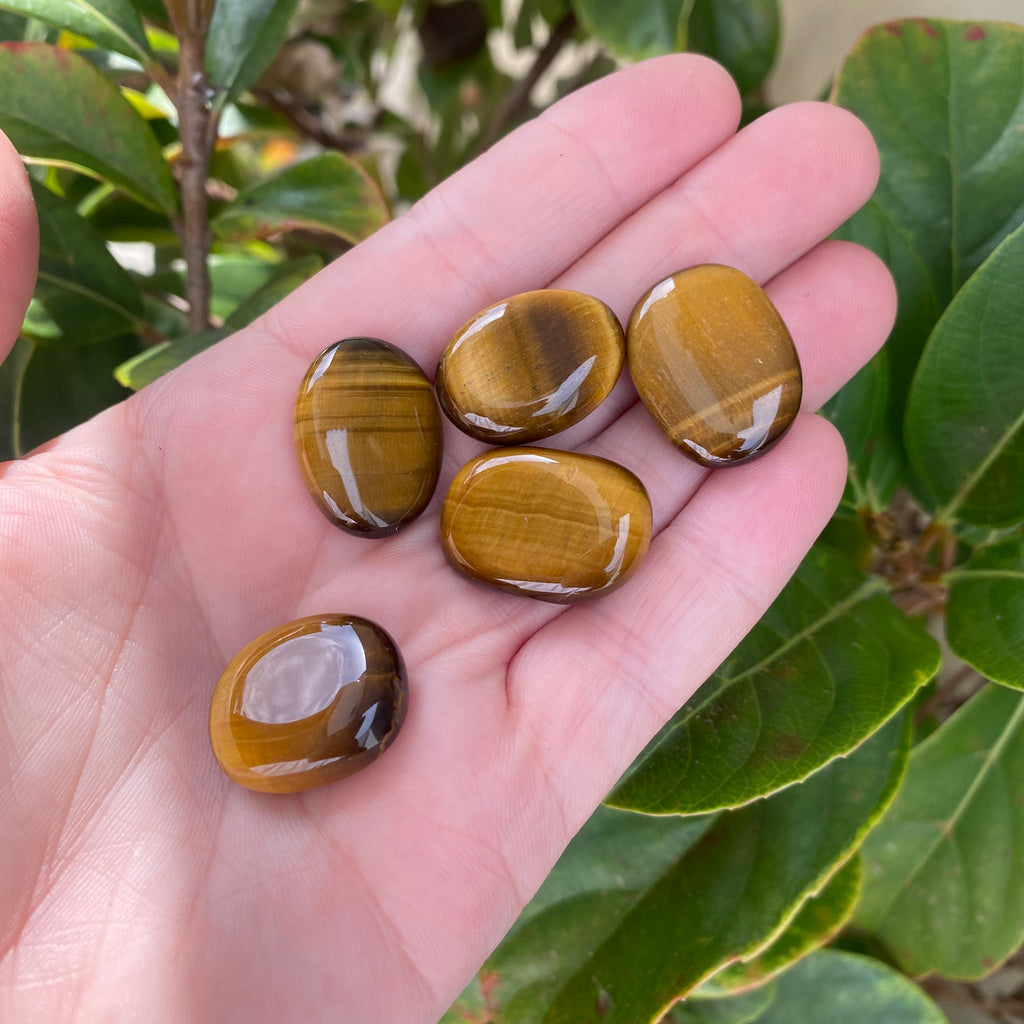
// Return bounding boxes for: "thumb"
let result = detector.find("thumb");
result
[0,129,38,365]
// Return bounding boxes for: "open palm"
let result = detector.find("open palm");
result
[0,56,894,1024]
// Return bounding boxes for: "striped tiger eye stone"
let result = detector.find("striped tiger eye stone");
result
[295,338,443,537]
[440,447,652,603]
[210,614,408,793]
[436,289,625,443]
[627,265,802,467]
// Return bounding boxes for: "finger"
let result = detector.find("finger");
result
[0,130,37,365]
[580,239,895,530]
[509,413,849,823]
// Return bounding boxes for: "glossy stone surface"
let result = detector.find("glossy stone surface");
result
[210,614,408,794]
[436,289,625,443]
[295,338,443,536]
[627,264,802,467]
[441,447,652,603]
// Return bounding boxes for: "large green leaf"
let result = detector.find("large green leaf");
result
[205,0,298,104]
[905,221,1024,527]
[855,684,1024,979]
[0,43,176,213]
[213,152,389,245]
[609,545,938,815]
[699,856,861,997]
[114,329,227,391]
[0,1,151,63]
[946,537,1024,690]
[483,717,908,1024]
[829,19,1024,504]
[683,0,779,94]
[752,950,945,1024]
[570,0,684,60]
[670,986,775,1024]
[31,181,145,346]
[0,336,33,460]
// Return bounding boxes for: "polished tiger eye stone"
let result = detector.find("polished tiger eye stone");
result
[210,614,408,794]
[440,447,652,603]
[295,338,443,536]
[436,289,625,443]
[627,264,802,467]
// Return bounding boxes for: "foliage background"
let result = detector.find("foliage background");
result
[1,2,1023,1022]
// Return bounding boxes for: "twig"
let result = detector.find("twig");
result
[477,11,577,153]
[252,87,367,154]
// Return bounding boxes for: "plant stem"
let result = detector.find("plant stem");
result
[171,0,216,332]
[477,11,577,153]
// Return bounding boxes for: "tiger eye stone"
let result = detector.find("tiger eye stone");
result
[627,264,802,467]
[436,289,625,443]
[295,338,443,536]
[210,614,408,794]
[440,447,652,603]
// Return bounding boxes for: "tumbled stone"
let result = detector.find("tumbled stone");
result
[627,264,802,466]
[440,447,651,603]
[295,338,443,536]
[436,289,625,443]
[210,614,408,793]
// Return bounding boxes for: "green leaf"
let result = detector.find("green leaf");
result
[609,545,939,815]
[114,329,227,390]
[905,221,1024,527]
[699,856,862,997]
[225,254,322,329]
[213,152,389,245]
[854,684,1024,979]
[205,0,299,104]
[0,43,176,213]
[484,716,908,1024]
[830,19,1024,502]
[31,180,145,345]
[670,986,775,1024]
[946,537,1024,690]
[0,0,151,63]
[17,332,138,452]
[0,336,34,460]
[751,950,945,1024]
[682,0,779,94]
[570,0,684,60]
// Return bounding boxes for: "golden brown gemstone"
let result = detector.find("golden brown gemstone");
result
[627,264,803,467]
[440,447,652,603]
[209,614,408,794]
[436,289,625,443]
[295,338,443,537]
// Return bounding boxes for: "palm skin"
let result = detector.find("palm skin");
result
[0,56,895,1024]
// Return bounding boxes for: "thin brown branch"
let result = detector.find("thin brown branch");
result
[477,11,577,153]
[252,87,368,154]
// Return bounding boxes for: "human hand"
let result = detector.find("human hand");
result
[0,55,894,1024]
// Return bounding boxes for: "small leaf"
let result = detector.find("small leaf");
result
[854,684,1024,979]
[905,221,1024,527]
[570,0,684,60]
[699,856,862,997]
[830,19,1024,502]
[0,0,151,63]
[0,336,34,460]
[225,254,322,329]
[205,0,299,104]
[484,717,908,1024]
[0,42,177,213]
[609,545,939,815]
[31,180,144,345]
[114,329,227,390]
[213,152,389,245]
[683,0,779,94]
[670,986,775,1024]
[946,537,1024,690]
[752,950,945,1024]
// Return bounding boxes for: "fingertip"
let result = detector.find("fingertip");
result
[0,129,37,364]
[824,238,898,356]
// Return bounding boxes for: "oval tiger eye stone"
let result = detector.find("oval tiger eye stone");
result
[295,338,443,537]
[627,265,803,467]
[440,448,652,603]
[436,289,625,443]
[210,614,408,794]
